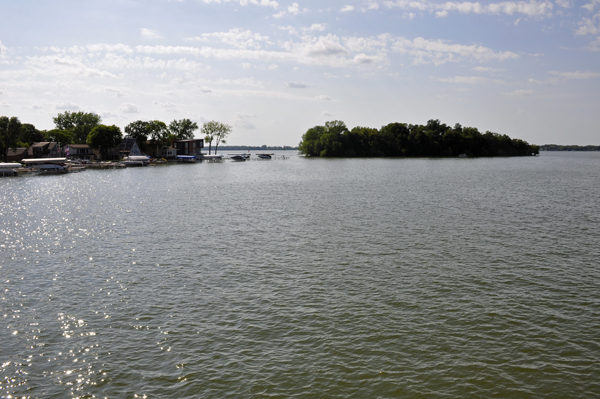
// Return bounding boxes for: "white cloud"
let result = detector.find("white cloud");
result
[56,101,80,110]
[322,111,334,116]
[549,70,600,79]
[341,5,355,12]
[101,112,119,119]
[432,76,487,84]
[316,94,332,100]
[503,89,534,96]
[555,0,572,7]
[384,0,553,17]
[273,2,300,18]
[286,82,310,88]
[393,37,519,65]
[199,29,271,49]
[154,101,178,108]
[232,112,257,129]
[32,104,42,109]
[575,17,600,35]
[140,28,162,39]
[581,0,600,12]
[203,0,279,8]
[1,101,10,107]
[288,2,300,14]
[199,86,213,93]
[120,103,139,113]
[365,1,380,10]
[473,66,505,73]
[291,34,349,58]
[304,24,327,32]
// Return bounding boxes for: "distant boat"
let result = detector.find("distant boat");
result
[228,153,250,161]
[256,153,273,159]
[229,155,246,162]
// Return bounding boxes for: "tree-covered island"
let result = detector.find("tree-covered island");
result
[299,120,539,157]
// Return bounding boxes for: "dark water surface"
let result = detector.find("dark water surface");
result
[1,152,599,398]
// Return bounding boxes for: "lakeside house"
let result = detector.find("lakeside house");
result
[66,144,94,161]
[146,138,204,158]
[7,148,28,162]
[28,142,61,158]
[11,137,205,163]
[174,139,204,157]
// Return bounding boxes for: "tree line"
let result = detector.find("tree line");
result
[0,112,231,161]
[540,144,600,151]
[298,120,539,158]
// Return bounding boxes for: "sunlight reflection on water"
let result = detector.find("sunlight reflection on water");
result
[1,152,600,398]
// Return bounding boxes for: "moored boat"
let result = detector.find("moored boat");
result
[22,158,70,173]
[176,155,199,163]
[0,163,22,176]
[121,155,150,166]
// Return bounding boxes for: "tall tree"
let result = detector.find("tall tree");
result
[53,111,101,144]
[169,118,198,140]
[147,120,169,156]
[0,116,22,162]
[87,124,122,160]
[201,120,231,155]
[124,120,150,152]
[18,123,44,146]
[44,129,73,150]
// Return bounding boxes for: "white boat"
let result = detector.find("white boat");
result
[0,163,21,176]
[121,155,150,166]
[22,158,70,173]
[202,155,224,163]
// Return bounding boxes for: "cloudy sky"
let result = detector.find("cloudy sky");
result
[1,0,599,145]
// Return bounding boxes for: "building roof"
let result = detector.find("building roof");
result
[119,137,138,151]
[7,147,28,156]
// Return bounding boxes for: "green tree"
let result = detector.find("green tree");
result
[18,123,44,146]
[201,120,232,155]
[44,129,73,150]
[147,120,169,156]
[169,118,198,140]
[124,120,150,152]
[298,120,347,157]
[298,125,325,156]
[0,116,22,162]
[87,124,122,160]
[53,111,101,144]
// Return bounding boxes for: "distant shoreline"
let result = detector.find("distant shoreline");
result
[216,145,298,151]
[540,145,600,151]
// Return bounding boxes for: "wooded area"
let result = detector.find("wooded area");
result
[299,120,539,158]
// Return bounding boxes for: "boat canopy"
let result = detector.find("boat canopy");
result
[0,163,22,168]
[23,158,67,165]
[176,155,197,159]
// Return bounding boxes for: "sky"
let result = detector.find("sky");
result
[1,0,599,146]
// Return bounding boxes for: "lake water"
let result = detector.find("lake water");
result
[1,151,599,398]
